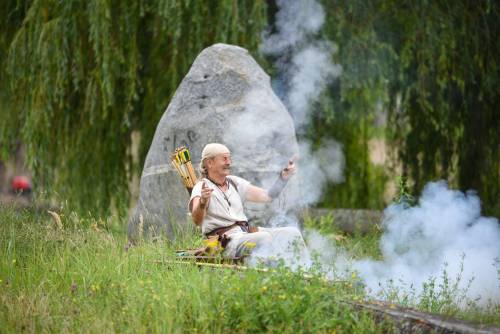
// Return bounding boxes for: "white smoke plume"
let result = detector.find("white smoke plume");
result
[295,139,345,207]
[235,1,500,309]
[224,90,345,210]
[260,0,325,55]
[259,0,345,202]
[225,0,345,269]
[261,0,342,130]
[354,181,500,306]
[287,43,341,127]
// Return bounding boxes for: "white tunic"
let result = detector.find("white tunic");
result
[188,175,250,235]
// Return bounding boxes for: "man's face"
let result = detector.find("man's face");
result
[207,153,231,177]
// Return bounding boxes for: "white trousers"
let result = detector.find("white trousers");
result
[223,226,311,269]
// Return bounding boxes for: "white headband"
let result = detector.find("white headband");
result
[201,143,230,161]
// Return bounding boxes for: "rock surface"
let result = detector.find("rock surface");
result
[128,44,300,241]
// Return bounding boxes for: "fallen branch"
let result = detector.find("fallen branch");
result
[346,299,500,334]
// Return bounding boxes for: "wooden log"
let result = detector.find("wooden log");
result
[346,299,500,334]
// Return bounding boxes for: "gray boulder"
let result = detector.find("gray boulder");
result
[128,43,300,241]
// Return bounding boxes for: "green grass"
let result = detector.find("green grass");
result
[304,214,500,327]
[304,214,383,260]
[1,205,498,333]
[0,205,395,333]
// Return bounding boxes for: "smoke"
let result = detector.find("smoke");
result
[260,0,325,56]
[247,226,314,271]
[228,1,500,308]
[261,0,342,130]
[259,0,345,204]
[222,0,345,270]
[353,181,500,306]
[305,229,351,277]
[295,139,345,207]
[224,89,345,210]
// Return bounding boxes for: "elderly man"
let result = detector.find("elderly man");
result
[189,143,309,263]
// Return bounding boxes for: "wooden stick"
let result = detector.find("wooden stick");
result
[171,146,198,190]
[180,164,192,186]
[186,162,198,186]
[155,259,270,273]
[171,161,187,186]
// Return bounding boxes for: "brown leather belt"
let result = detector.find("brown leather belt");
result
[206,221,249,237]
[205,221,251,248]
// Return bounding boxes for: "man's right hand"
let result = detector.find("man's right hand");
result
[200,181,213,206]
[191,181,213,226]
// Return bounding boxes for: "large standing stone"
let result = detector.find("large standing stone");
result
[128,43,300,241]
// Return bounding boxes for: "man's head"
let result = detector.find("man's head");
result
[199,143,232,179]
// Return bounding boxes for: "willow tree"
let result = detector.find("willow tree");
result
[1,0,267,214]
[2,0,498,217]
[311,0,499,214]
[384,0,500,216]
[310,0,395,209]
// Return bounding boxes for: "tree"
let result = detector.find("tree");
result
[1,0,267,214]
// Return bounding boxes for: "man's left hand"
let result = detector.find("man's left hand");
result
[281,158,297,180]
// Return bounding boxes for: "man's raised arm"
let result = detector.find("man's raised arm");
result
[245,159,297,203]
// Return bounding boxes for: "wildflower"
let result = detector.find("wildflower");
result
[244,242,256,249]
[203,238,222,255]
[12,259,16,264]
[71,282,78,294]
[204,238,219,248]
[260,286,268,293]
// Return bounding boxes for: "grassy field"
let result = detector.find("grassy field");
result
[0,205,498,333]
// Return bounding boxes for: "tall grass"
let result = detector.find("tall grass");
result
[0,205,394,333]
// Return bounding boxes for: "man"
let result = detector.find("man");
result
[189,143,309,264]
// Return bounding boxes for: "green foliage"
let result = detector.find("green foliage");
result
[0,206,397,333]
[313,0,499,215]
[1,0,498,216]
[0,0,268,215]
[375,260,500,326]
[383,1,500,215]
[304,214,383,260]
[1,207,499,330]
[310,0,396,209]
